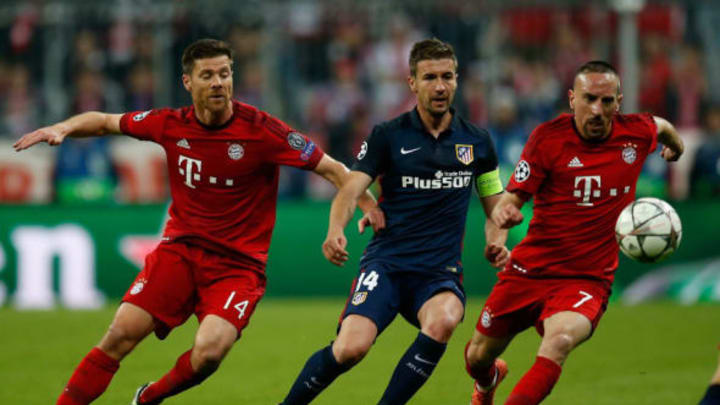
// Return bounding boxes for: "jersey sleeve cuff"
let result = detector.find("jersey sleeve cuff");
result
[305,148,325,170]
[119,113,131,134]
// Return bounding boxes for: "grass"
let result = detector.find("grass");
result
[0,298,717,404]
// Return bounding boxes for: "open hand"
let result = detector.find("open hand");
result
[14,126,66,151]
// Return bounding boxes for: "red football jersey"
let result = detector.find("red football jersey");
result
[504,113,658,283]
[120,100,324,270]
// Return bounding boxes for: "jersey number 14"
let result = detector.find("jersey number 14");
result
[355,271,380,292]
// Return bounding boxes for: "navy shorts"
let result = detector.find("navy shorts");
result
[338,262,466,335]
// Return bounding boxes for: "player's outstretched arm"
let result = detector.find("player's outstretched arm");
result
[313,154,384,233]
[14,112,123,151]
[321,170,373,267]
[653,116,684,162]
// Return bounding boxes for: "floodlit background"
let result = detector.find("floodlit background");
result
[0,1,718,404]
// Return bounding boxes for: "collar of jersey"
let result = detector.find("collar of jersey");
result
[188,100,238,131]
[410,106,460,137]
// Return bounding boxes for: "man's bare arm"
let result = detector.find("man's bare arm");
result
[321,171,374,266]
[654,116,684,162]
[14,112,123,151]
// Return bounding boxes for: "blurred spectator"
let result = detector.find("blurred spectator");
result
[54,70,119,204]
[508,55,560,128]
[0,1,717,203]
[234,60,265,109]
[319,58,367,165]
[690,105,720,198]
[487,88,526,174]
[125,62,154,111]
[669,44,707,130]
[227,23,266,109]
[365,13,422,121]
[461,63,489,127]
[639,34,672,117]
[68,29,107,76]
[551,22,595,90]
[695,1,720,104]
[132,29,156,65]
[0,63,41,138]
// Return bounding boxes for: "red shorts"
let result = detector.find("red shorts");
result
[475,276,611,338]
[122,242,266,339]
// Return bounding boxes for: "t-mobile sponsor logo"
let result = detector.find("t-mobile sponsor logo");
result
[178,155,202,189]
[573,175,601,206]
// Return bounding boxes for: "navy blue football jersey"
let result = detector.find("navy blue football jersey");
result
[352,108,501,274]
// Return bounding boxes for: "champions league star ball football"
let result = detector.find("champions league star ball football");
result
[615,197,682,263]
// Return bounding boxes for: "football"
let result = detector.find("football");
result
[615,197,682,263]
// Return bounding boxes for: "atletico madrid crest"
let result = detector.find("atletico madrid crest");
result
[455,144,474,165]
[351,292,367,306]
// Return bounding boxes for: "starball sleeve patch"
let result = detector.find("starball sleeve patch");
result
[287,132,307,150]
[514,160,531,183]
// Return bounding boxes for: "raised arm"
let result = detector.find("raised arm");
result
[653,116,684,162]
[14,112,123,151]
[320,171,374,266]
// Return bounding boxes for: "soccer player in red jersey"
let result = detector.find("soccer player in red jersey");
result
[14,39,380,405]
[463,61,685,405]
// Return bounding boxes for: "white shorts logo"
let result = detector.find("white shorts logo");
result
[514,160,531,183]
[130,281,145,295]
[481,308,492,328]
[357,141,368,160]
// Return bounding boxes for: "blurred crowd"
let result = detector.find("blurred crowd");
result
[1,0,719,203]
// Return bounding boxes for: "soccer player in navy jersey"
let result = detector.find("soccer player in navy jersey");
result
[279,38,510,405]
[14,38,380,405]
[699,346,720,405]
[464,61,685,405]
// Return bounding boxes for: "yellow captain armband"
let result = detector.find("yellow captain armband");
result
[476,168,503,197]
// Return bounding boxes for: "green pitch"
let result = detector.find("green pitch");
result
[1,298,717,404]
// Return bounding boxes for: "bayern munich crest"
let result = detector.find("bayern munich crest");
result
[455,144,474,165]
[514,160,530,182]
[228,143,244,160]
[622,143,637,164]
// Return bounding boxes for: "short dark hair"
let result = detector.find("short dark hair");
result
[181,38,234,75]
[574,60,622,93]
[575,60,618,77]
[409,38,457,77]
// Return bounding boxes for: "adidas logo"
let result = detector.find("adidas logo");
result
[177,139,190,149]
[568,156,583,167]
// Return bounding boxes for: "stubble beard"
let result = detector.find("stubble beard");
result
[583,120,610,139]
